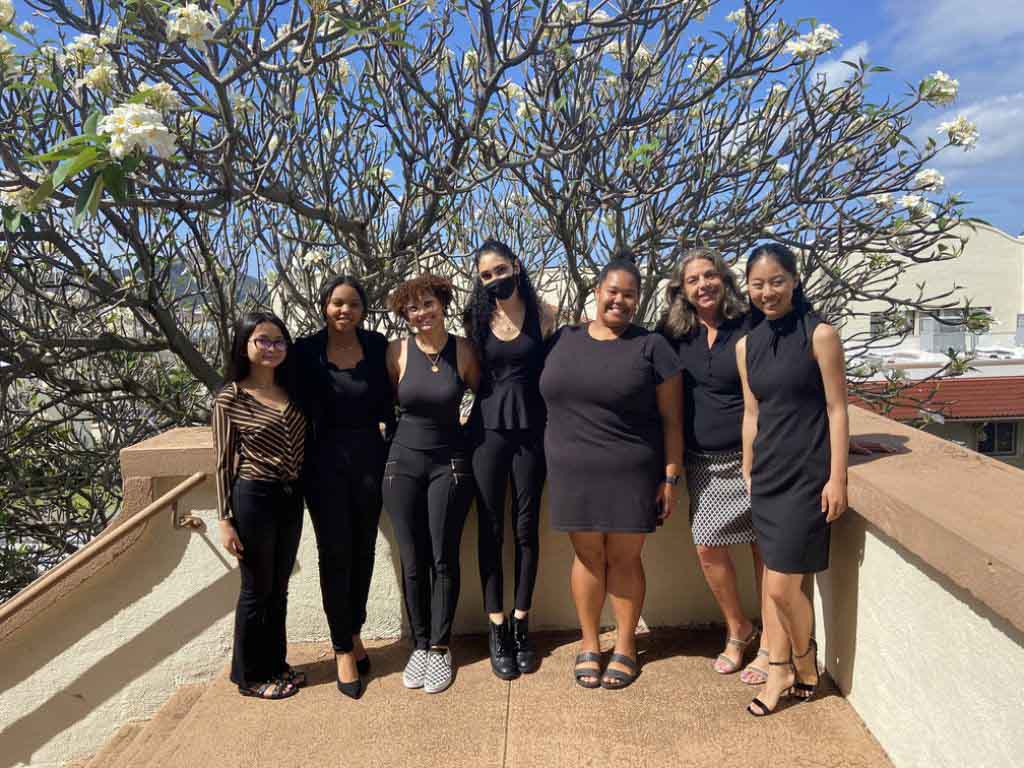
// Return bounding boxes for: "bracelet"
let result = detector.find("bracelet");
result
[664,474,681,486]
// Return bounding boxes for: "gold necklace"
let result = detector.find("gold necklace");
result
[418,335,447,373]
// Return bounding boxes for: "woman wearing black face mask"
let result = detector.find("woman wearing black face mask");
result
[463,240,557,680]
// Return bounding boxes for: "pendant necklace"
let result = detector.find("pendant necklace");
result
[426,350,442,373]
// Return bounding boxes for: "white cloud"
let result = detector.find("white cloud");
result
[884,0,1024,62]
[814,41,870,88]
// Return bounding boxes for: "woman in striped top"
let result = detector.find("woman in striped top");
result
[213,311,307,700]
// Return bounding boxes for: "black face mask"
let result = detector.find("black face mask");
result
[484,274,517,301]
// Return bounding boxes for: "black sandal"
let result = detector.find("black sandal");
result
[239,677,299,700]
[573,651,602,689]
[282,665,307,687]
[791,638,820,701]
[746,660,793,717]
[600,653,640,690]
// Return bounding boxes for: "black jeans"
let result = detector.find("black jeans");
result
[472,428,545,614]
[229,478,303,689]
[382,441,474,649]
[303,428,385,653]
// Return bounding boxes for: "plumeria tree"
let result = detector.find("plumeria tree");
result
[0,0,984,595]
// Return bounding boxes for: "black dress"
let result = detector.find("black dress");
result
[540,323,681,533]
[745,310,832,573]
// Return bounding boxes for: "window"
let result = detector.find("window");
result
[977,422,1018,456]
[869,310,914,339]
[917,307,993,335]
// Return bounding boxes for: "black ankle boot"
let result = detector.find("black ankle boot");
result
[489,618,520,680]
[510,615,538,673]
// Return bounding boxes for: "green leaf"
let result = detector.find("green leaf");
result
[870,65,892,73]
[83,109,102,136]
[26,147,83,163]
[53,147,100,187]
[4,211,22,233]
[25,178,55,210]
[87,175,106,215]
[102,165,127,203]
[73,174,99,226]
[215,0,234,12]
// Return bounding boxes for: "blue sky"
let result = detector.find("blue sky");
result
[776,0,1024,236]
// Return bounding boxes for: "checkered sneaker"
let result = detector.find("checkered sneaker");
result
[423,649,454,694]
[403,649,428,689]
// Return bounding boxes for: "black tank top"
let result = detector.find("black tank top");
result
[475,307,546,430]
[393,335,466,450]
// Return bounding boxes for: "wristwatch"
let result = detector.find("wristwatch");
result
[664,474,681,486]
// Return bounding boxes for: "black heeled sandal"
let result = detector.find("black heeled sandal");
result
[746,660,793,717]
[791,638,820,701]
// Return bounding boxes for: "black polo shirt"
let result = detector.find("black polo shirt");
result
[668,313,751,453]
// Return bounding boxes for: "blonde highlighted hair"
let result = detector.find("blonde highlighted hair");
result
[656,247,747,341]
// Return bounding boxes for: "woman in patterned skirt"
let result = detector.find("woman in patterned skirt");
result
[657,248,769,682]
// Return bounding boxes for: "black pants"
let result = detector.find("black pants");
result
[230,478,303,689]
[472,428,545,614]
[382,441,474,649]
[303,428,385,653]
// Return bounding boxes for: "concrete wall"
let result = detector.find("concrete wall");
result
[924,420,1024,469]
[814,513,1024,768]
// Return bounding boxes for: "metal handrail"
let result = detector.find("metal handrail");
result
[0,471,208,629]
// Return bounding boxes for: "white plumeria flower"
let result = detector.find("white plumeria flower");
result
[97,102,177,159]
[166,4,218,49]
[921,71,958,106]
[0,170,48,213]
[76,62,115,93]
[690,0,710,21]
[937,115,978,150]
[690,56,721,83]
[232,92,256,114]
[913,168,945,192]
[137,82,182,111]
[302,249,328,267]
[336,58,351,83]
[19,21,35,35]
[267,133,280,153]
[869,192,895,209]
[60,33,111,69]
[771,163,788,180]
[462,48,478,70]
[590,9,611,23]
[898,194,935,219]
[784,24,840,58]
[0,0,14,27]
[0,33,14,72]
[99,25,118,46]
[726,8,747,28]
[366,165,393,183]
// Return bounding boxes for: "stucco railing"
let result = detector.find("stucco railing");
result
[0,471,207,644]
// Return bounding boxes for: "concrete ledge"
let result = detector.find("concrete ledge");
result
[847,406,1024,635]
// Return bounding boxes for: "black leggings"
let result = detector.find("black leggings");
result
[472,428,545,614]
[303,429,385,654]
[382,441,474,649]
[229,478,303,689]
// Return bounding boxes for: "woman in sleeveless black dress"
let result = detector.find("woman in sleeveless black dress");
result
[735,244,850,716]
[383,274,480,695]
[463,240,555,680]
[540,258,683,690]
[294,275,394,699]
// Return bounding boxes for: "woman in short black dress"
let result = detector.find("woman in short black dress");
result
[540,258,683,690]
[294,275,393,700]
[463,240,556,680]
[736,244,849,716]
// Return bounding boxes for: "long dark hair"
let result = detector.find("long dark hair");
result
[657,247,747,341]
[745,242,815,326]
[318,274,369,323]
[462,239,542,350]
[224,311,298,398]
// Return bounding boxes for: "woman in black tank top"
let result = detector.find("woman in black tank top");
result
[383,274,480,695]
[463,240,554,680]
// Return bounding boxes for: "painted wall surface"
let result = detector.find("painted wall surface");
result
[0,476,756,768]
[842,223,1024,343]
[925,420,1024,468]
[814,513,1024,768]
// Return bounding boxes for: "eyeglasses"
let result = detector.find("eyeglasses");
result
[251,337,288,351]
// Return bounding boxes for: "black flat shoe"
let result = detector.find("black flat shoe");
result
[600,653,640,690]
[573,651,602,689]
[356,655,371,675]
[489,618,520,680]
[337,677,363,700]
[510,615,538,674]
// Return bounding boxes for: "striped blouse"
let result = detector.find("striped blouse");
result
[211,383,306,520]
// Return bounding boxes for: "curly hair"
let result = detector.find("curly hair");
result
[387,273,455,318]
[657,247,747,341]
[461,239,542,350]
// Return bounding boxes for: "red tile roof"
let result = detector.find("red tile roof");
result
[854,376,1024,422]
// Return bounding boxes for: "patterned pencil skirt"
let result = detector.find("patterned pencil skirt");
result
[685,449,756,547]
